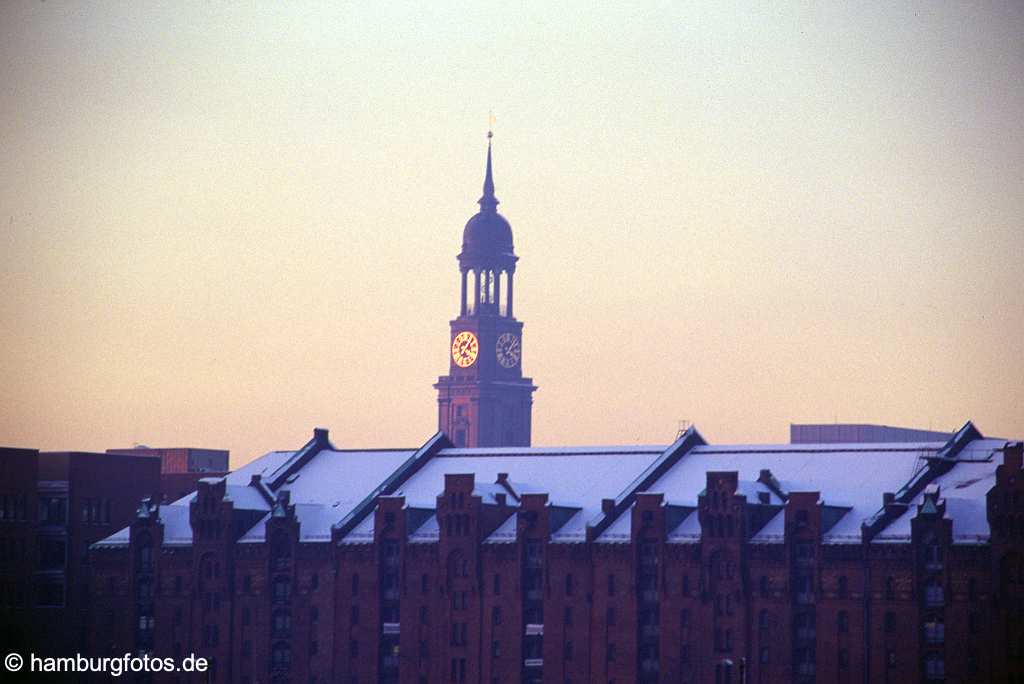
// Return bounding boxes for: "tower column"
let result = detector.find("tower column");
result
[494,270,502,315]
[460,269,468,316]
[506,271,514,318]
[473,270,481,311]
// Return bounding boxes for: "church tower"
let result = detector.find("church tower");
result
[435,134,537,447]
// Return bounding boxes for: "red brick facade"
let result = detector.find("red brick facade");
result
[86,437,1023,684]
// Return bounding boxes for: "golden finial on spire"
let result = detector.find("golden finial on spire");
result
[488,111,496,139]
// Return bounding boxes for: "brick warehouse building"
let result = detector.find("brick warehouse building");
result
[0,440,226,662]
[0,448,163,659]
[88,140,1024,683]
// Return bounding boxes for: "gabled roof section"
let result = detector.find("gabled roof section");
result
[597,502,697,544]
[265,427,333,490]
[484,512,519,544]
[409,514,440,544]
[870,439,1006,545]
[335,504,436,546]
[586,426,706,541]
[332,431,451,541]
[861,420,983,541]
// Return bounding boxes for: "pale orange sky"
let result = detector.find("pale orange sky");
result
[1,3,1022,468]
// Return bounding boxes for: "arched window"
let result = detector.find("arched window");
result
[838,575,848,598]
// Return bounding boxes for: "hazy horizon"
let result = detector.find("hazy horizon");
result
[2,3,1022,468]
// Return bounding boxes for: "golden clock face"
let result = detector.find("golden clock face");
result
[451,331,479,368]
[495,332,520,368]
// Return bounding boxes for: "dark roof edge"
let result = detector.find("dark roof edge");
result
[332,431,452,541]
[861,419,982,541]
[266,427,334,490]
[585,426,707,541]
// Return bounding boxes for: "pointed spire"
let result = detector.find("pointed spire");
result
[478,130,499,212]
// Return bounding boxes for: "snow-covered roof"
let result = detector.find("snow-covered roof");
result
[667,509,704,543]
[225,450,295,485]
[157,505,194,546]
[871,448,1004,544]
[239,502,346,543]
[624,442,939,543]
[369,445,667,544]
[92,525,131,547]
[484,513,518,544]
[409,514,440,544]
[281,448,414,506]
[597,435,1007,545]
[749,510,786,544]
[596,504,634,543]
[235,448,415,542]
[92,426,1011,551]
[93,445,415,548]
[337,510,377,545]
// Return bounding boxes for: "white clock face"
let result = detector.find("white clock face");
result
[495,332,521,368]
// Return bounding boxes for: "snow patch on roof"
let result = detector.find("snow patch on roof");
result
[238,504,344,543]
[409,514,439,544]
[667,509,703,543]
[646,442,937,543]
[92,525,131,547]
[159,505,194,546]
[225,450,296,485]
[484,513,518,544]
[389,448,665,543]
[750,510,786,544]
[337,511,376,545]
[871,448,1003,544]
[596,504,633,543]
